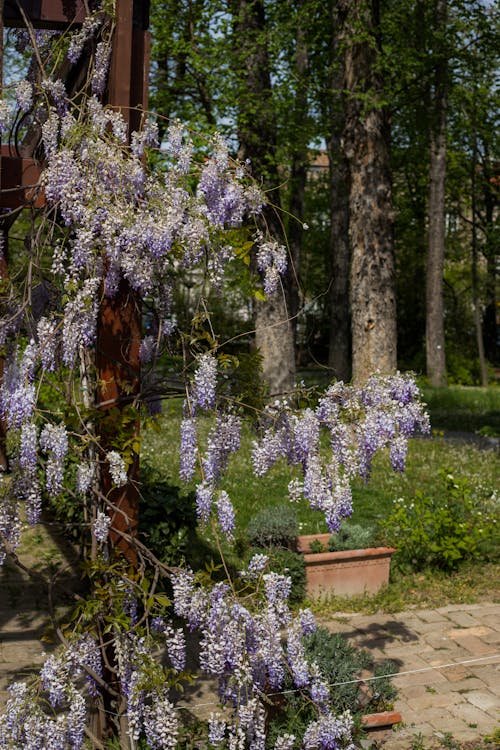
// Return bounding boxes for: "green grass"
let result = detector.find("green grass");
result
[142,397,499,537]
[421,385,500,433]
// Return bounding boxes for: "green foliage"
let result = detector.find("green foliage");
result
[328,523,376,552]
[379,472,499,572]
[266,625,397,748]
[245,504,299,549]
[309,538,325,553]
[138,464,198,565]
[422,385,500,433]
[248,546,306,605]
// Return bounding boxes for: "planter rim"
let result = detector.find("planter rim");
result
[361,710,402,729]
[301,546,396,562]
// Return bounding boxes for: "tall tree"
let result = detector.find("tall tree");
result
[426,0,448,386]
[229,0,296,394]
[339,0,397,383]
[327,0,350,381]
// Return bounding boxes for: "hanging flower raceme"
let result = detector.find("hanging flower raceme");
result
[168,566,355,750]
[251,373,430,532]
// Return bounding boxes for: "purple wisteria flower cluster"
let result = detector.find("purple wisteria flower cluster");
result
[180,353,242,537]
[0,635,101,749]
[170,565,355,750]
[251,373,429,532]
[38,97,269,368]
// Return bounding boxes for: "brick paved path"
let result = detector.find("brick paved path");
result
[1,541,498,748]
[323,603,500,748]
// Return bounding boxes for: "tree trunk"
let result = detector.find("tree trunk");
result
[340,0,397,384]
[425,0,448,387]
[287,2,309,344]
[470,110,488,387]
[481,142,498,366]
[230,0,296,395]
[327,0,351,381]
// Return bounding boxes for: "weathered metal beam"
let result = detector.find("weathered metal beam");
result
[3,0,85,28]
[97,0,150,564]
[0,146,44,208]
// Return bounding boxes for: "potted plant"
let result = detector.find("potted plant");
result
[296,523,395,598]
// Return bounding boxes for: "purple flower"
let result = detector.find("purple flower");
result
[286,624,310,689]
[302,712,354,750]
[256,235,288,295]
[274,734,296,750]
[208,713,227,746]
[20,423,37,471]
[389,434,408,472]
[40,654,68,706]
[67,14,102,64]
[0,100,11,134]
[192,353,217,411]
[244,554,269,579]
[263,572,291,605]
[40,424,68,494]
[76,462,94,495]
[93,510,111,543]
[203,413,241,483]
[299,608,316,636]
[15,80,33,111]
[180,416,197,481]
[143,694,179,750]
[215,491,235,538]
[91,42,111,95]
[106,450,128,487]
[37,317,58,371]
[196,481,213,523]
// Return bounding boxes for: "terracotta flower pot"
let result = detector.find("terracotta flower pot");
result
[296,534,395,598]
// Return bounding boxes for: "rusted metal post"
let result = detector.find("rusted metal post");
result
[1,0,150,565]
[96,0,150,563]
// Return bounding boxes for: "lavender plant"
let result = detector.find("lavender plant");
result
[0,11,429,750]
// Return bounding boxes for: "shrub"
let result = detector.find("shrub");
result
[266,625,397,747]
[328,523,376,552]
[138,465,198,565]
[379,472,499,571]
[246,504,299,549]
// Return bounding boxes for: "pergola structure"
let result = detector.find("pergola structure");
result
[0,0,151,561]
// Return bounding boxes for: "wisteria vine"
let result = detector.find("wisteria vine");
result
[0,8,429,750]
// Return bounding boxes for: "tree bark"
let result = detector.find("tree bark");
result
[425,0,448,387]
[287,2,309,344]
[327,0,351,381]
[230,0,296,395]
[470,110,488,387]
[340,0,397,384]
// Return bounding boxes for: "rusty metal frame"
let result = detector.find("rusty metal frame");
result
[1,0,151,564]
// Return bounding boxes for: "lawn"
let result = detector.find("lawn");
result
[142,391,499,538]
[141,386,500,605]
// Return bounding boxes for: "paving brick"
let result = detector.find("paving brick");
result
[436,603,486,614]
[465,689,500,713]
[447,633,496,656]
[446,611,483,628]
[442,664,470,682]
[421,633,454,650]
[399,684,427,700]
[470,664,500,688]
[442,676,489,693]
[423,706,472,735]
[407,620,451,635]
[414,609,452,625]
[481,631,500,646]
[406,689,462,710]
[450,701,499,732]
